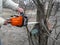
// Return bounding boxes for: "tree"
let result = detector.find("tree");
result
[32,0,59,45]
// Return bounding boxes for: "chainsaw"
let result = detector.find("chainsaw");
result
[7,12,27,27]
[6,12,38,27]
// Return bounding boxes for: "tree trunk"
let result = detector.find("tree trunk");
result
[32,7,48,45]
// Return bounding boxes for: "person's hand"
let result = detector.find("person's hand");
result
[4,20,8,25]
[4,19,10,25]
[17,8,24,13]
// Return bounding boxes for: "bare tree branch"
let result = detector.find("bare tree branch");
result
[33,0,44,12]
[33,0,39,6]
[46,0,54,18]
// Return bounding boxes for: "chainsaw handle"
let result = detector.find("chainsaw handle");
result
[20,12,28,26]
[20,12,24,16]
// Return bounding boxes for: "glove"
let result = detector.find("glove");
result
[17,8,24,13]
[0,17,6,26]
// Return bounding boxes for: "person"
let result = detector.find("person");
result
[0,0,24,26]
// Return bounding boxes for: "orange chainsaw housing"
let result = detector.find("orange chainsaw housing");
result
[10,16,24,26]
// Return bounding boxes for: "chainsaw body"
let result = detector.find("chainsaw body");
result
[10,13,28,27]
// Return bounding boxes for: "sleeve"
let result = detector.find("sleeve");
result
[3,0,19,10]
